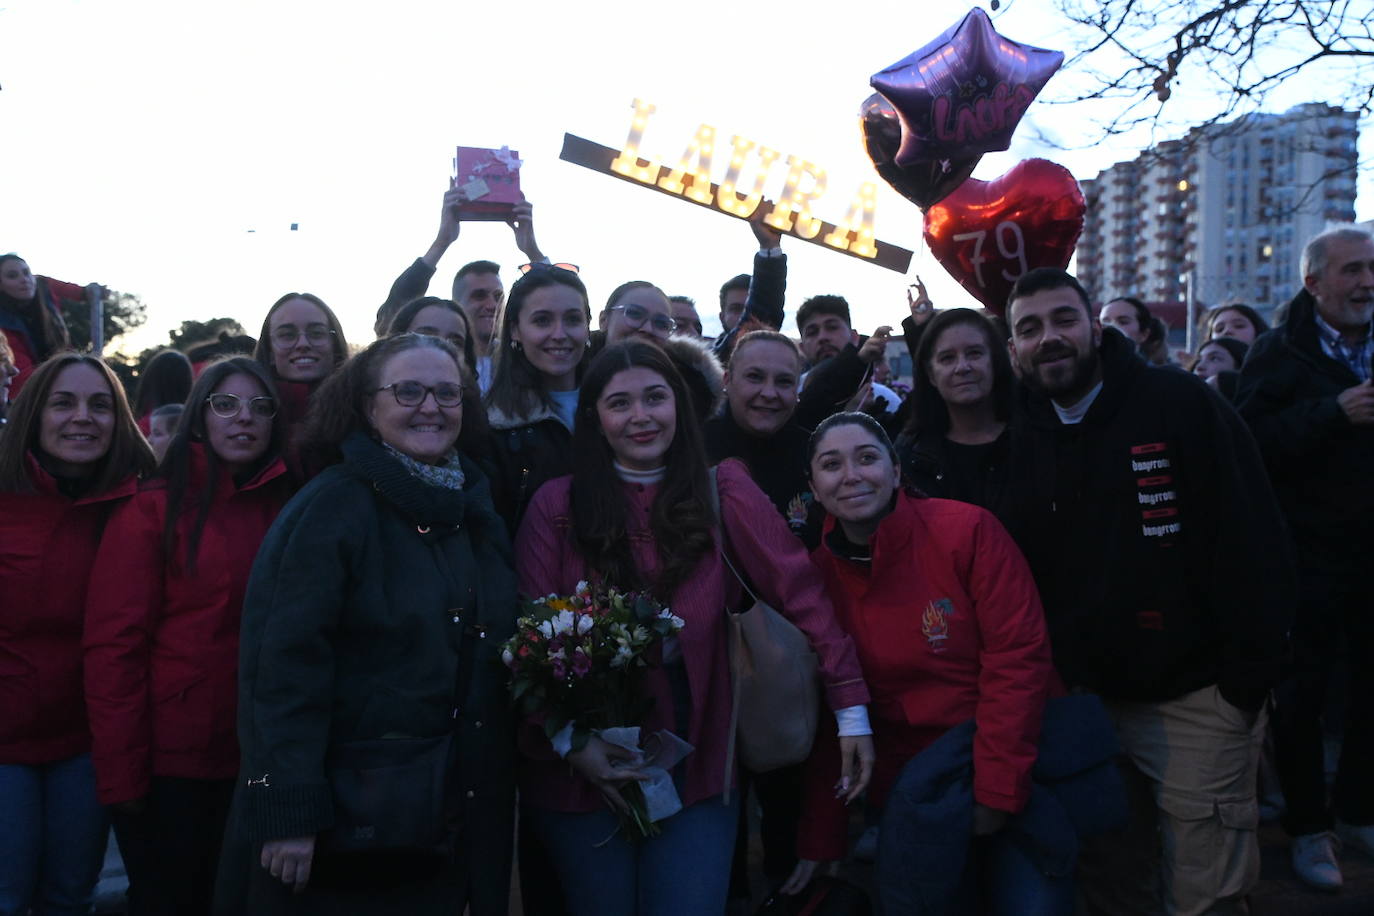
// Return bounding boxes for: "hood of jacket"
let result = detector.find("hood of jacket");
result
[485,398,567,432]
[661,334,726,422]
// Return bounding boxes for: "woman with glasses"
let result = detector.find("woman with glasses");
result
[252,293,349,477]
[216,333,517,915]
[600,281,677,345]
[84,357,292,916]
[485,263,592,533]
[0,354,156,916]
[385,296,496,472]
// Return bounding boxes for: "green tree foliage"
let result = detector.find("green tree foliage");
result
[107,317,249,393]
[56,288,148,353]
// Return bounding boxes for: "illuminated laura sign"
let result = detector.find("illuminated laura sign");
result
[559,99,914,273]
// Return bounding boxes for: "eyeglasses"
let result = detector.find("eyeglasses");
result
[518,262,580,275]
[610,303,676,336]
[206,393,278,419]
[270,324,335,349]
[375,380,464,407]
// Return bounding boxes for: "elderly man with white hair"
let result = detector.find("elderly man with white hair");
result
[1239,224,1374,892]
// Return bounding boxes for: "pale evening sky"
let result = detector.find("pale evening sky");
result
[2,0,1368,355]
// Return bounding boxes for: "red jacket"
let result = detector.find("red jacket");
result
[799,493,1053,860]
[83,446,290,804]
[2,276,84,397]
[515,459,870,813]
[0,455,138,765]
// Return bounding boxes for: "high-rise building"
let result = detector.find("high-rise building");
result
[1078,103,1359,320]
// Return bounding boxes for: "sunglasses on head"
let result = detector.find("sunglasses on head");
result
[517,262,580,276]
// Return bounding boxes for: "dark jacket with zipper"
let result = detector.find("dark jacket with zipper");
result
[703,408,822,548]
[1238,288,1374,575]
[485,402,572,536]
[899,428,1014,524]
[1005,328,1293,710]
[224,432,517,915]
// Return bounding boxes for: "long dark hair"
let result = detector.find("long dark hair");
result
[132,349,194,417]
[1206,303,1269,340]
[0,254,71,359]
[570,341,714,600]
[903,308,1014,441]
[0,353,155,494]
[158,357,287,573]
[300,333,463,468]
[485,267,591,420]
[251,292,350,379]
[386,297,478,382]
[384,297,491,462]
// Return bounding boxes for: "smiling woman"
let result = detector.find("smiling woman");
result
[215,333,518,915]
[0,254,75,399]
[484,264,593,533]
[0,354,155,916]
[84,357,293,915]
[513,340,874,916]
[704,330,821,546]
[788,412,1057,908]
[897,308,1017,518]
[251,293,349,480]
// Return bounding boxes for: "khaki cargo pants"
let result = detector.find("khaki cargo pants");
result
[1078,684,1265,916]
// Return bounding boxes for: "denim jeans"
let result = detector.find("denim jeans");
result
[529,795,739,916]
[0,754,109,916]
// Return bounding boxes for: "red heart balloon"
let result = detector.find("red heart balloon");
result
[923,158,1085,315]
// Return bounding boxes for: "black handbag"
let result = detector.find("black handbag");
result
[320,732,455,854]
[756,876,872,916]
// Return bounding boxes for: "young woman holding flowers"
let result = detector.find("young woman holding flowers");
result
[84,357,293,915]
[0,354,155,916]
[515,340,874,916]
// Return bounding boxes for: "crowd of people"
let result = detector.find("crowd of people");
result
[1,190,1372,916]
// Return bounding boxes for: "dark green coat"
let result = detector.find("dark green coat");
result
[219,432,517,915]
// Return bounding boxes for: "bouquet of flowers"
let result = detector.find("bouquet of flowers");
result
[502,581,689,839]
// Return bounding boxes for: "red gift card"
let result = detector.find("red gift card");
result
[453,146,522,220]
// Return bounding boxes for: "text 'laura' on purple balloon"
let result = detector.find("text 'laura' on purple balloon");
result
[871,8,1063,166]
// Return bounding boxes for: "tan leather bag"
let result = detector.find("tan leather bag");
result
[709,467,820,788]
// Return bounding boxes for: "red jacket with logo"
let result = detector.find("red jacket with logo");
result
[0,455,138,764]
[83,446,290,804]
[799,492,1053,860]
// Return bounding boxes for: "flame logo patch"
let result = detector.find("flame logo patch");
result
[921,598,956,652]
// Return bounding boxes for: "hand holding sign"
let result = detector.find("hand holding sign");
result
[922,158,1085,316]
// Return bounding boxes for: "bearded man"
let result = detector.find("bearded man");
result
[1002,267,1293,916]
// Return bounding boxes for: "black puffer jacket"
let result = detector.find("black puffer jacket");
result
[1238,289,1374,574]
[1005,329,1293,710]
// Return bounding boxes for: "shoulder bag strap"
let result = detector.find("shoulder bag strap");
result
[709,465,749,804]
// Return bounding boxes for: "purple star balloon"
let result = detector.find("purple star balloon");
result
[872,8,1063,166]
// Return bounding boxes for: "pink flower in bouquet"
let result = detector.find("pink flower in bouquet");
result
[572,647,592,678]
